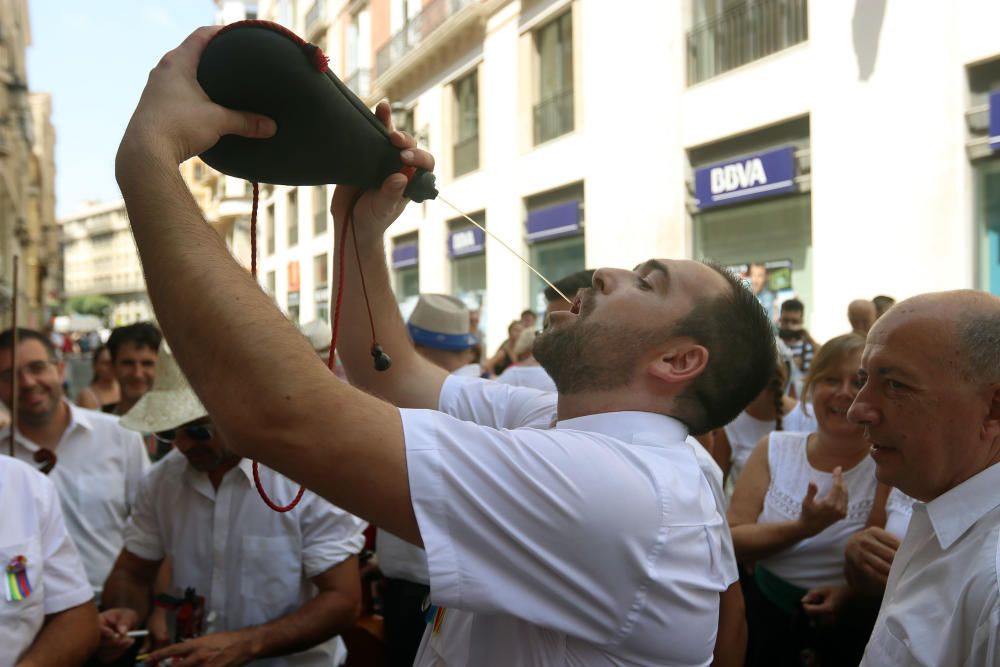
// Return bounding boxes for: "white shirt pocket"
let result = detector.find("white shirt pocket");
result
[239,535,303,624]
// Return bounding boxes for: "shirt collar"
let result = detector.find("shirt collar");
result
[555,410,689,445]
[0,399,90,450]
[65,400,96,433]
[925,461,1000,550]
[236,458,254,484]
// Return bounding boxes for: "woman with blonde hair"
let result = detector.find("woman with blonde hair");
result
[728,333,911,666]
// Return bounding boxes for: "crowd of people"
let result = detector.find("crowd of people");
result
[4,26,1000,667]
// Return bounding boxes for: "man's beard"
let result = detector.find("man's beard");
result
[534,292,663,394]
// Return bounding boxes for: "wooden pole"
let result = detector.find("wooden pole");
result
[9,254,18,457]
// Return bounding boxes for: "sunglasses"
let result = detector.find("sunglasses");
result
[154,423,214,445]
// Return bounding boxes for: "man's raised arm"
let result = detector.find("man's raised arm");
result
[115,27,420,543]
[330,102,447,409]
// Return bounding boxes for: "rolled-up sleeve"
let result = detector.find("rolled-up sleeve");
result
[122,474,165,563]
[299,494,368,579]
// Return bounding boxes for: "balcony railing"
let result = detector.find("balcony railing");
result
[533,88,574,145]
[687,0,808,84]
[305,1,324,38]
[375,0,478,77]
[452,134,479,177]
[345,68,370,98]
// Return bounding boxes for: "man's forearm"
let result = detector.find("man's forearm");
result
[246,588,360,660]
[117,147,419,543]
[102,567,154,620]
[18,602,100,667]
[331,214,445,408]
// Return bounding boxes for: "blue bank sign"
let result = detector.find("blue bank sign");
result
[695,146,797,209]
[990,91,1000,152]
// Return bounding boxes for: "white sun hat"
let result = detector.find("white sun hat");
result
[119,345,208,434]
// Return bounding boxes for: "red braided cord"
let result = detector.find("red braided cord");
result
[349,209,379,346]
[247,181,304,512]
[250,182,258,278]
[328,215,351,370]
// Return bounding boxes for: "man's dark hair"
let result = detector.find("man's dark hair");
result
[0,328,58,359]
[520,309,536,319]
[545,269,595,303]
[671,263,777,435]
[780,298,805,314]
[107,322,162,362]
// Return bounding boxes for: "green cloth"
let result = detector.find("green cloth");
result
[754,565,808,615]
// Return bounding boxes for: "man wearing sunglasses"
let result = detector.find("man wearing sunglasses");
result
[96,348,367,666]
[0,328,149,602]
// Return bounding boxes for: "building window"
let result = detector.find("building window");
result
[449,212,486,316]
[313,186,328,236]
[534,11,574,145]
[976,159,1000,295]
[346,8,371,96]
[314,252,329,288]
[266,204,276,256]
[287,190,299,248]
[391,235,419,302]
[525,185,585,314]
[453,71,479,177]
[266,270,276,295]
[687,0,809,85]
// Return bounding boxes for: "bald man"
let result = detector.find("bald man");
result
[849,291,1000,666]
[847,299,877,337]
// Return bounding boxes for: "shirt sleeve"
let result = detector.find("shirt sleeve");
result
[122,429,150,509]
[402,407,670,643]
[298,494,368,580]
[122,470,165,563]
[439,374,556,430]
[38,478,94,614]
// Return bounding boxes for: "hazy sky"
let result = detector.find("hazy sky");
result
[26,1,216,218]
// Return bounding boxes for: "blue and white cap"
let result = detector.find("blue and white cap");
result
[407,294,477,351]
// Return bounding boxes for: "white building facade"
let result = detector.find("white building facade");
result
[214,0,1000,347]
[59,200,153,325]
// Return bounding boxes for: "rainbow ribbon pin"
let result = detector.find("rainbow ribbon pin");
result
[5,555,31,602]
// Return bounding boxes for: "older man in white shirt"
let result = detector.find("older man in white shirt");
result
[95,348,367,666]
[0,455,98,666]
[115,29,775,667]
[0,328,149,599]
[849,290,1000,666]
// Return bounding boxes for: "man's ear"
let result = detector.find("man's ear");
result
[647,341,709,386]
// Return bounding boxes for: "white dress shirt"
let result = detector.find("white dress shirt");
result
[5,401,149,596]
[0,456,93,665]
[407,376,733,667]
[495,365,558,392]
[123,450,367,667]
[861,462,1000,666]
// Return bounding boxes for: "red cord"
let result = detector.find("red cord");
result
[248,188,373,512]
[250,182,258,278]
[349,211,379,345]
[248,180,304,512]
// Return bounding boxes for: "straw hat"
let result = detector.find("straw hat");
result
[119,345,208,433]
[407,294,476,351]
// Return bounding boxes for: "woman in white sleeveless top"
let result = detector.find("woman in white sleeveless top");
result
[728,333,911,666]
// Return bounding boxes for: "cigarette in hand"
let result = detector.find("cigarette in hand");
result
[126,629,149,638]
